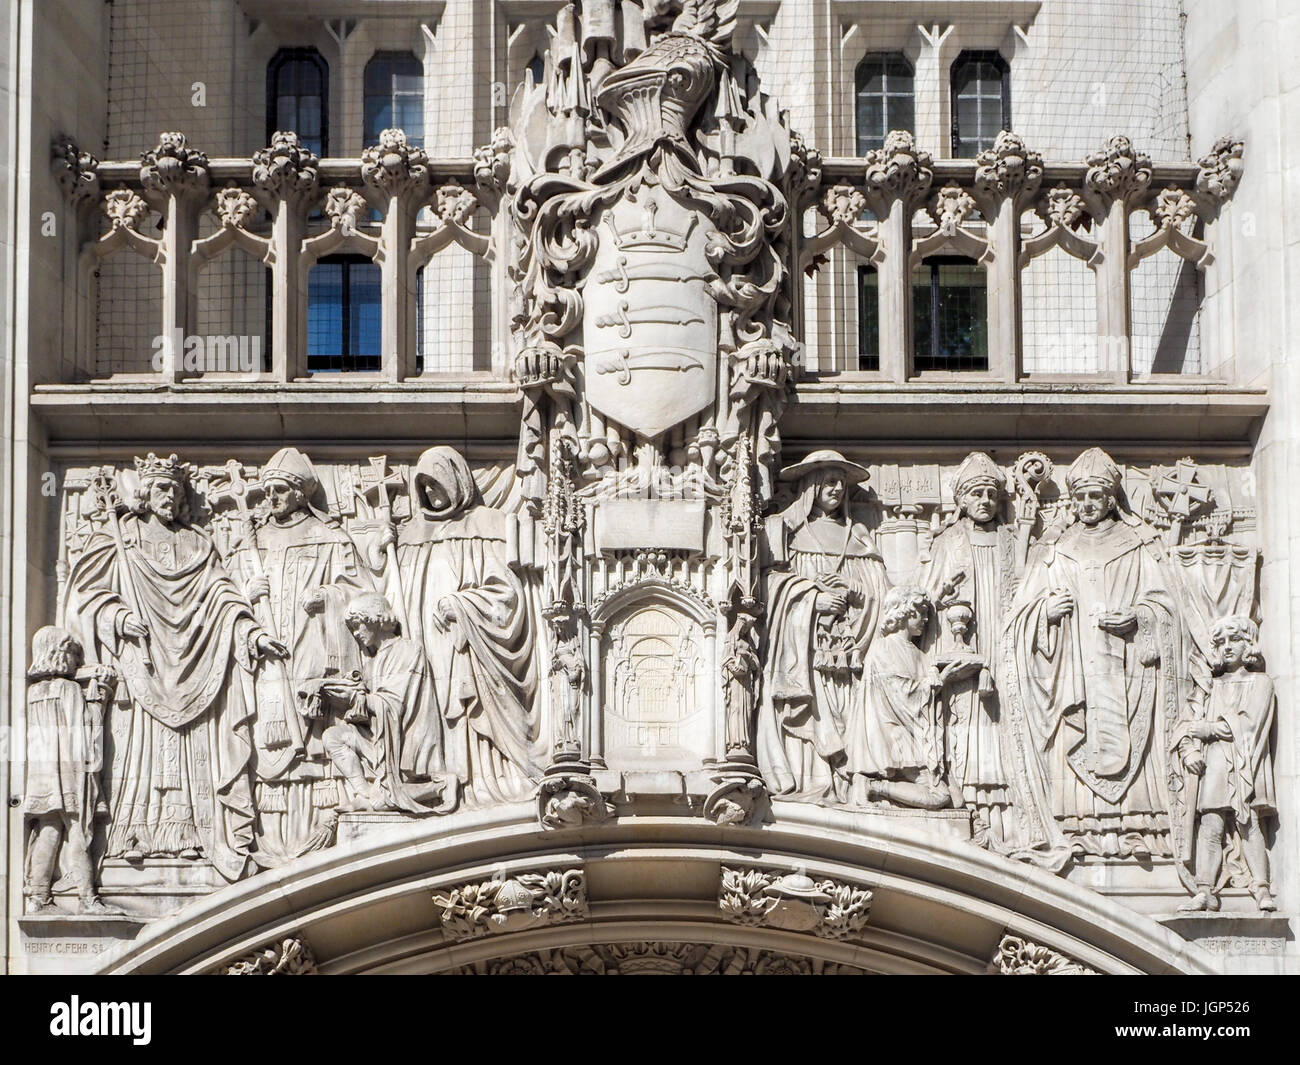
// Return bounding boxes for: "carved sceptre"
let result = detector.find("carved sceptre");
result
[357,455,412,635]
[88,467,155,675]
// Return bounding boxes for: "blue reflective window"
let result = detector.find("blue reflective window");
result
[364,52,424,146]
[307,255,381,373]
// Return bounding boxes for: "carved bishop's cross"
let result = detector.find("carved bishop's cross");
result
[1156,459,1213,519]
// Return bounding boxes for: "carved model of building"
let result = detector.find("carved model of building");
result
[0,0,1294,976]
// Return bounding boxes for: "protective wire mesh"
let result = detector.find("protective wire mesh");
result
[100,0,1202,381]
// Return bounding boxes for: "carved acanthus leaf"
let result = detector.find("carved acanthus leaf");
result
[473,126,514,200]
[140,132,210,195]
[718,867,872,939]
[103,189,150,232]
[252,130,320,199]
[1084,135,1152,203]
[974,131,1044,203]
[323,186,367,235]
[931,185,976,235]
[52,135,100,206]
[862,130,933,210]
[1152,185,1197,232]
[432,868,588,941]
[992,935,1098,975]
[361,128,430,198]
[1196,135,1244,205]
[1042,185,1088,231]
[213,187,259,229]
[445,941,867,975]
[435,183,477,226]
[820,183,867,226]
[219,936,317,975]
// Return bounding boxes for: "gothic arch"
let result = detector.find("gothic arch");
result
[94,805,1214,975]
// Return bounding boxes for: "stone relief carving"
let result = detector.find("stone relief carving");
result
[35,438,1268,918]
[432,869,587,941]
[29,3,1268,934]
[23,628,119,914]
[991,935,1098,976]
[219,935,318,975]
[719,867,872,939]
[445,941,866,976]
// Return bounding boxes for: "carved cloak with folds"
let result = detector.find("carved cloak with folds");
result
[758,478,891,799]
[999,517,1192,868]
[394,447,540,807]
[849,631,940,779]
[65,514,259,881]
[347,635,446,813]
[921,518,1015,807]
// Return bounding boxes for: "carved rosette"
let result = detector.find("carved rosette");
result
[252,130,320,200]
[974,130,1044,209]
[140,131,210,196]
[52,135,100,206]
[862,130,934,214]
[1196,135,1244,212]
[991,935,1098,975]
[718,867,872,940]
[360,127,430,199]
[1084,135,1152,205]
[432,868,588,941]
[219,935,318,975]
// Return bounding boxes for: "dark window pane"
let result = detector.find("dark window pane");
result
[913,257,988,371]
[308,256,381,373]
[269,49,328,156]
[857,266,879,371]
[364,52,424,146]
[856,52,913,155]
[952,51,1008,158]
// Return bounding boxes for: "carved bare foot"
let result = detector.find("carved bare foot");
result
[1254,886,1277,912]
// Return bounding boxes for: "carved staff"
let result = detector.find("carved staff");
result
[208,459,279,640]
[88,467,155,675]
[357,455,411,633]
[207,459,297,754]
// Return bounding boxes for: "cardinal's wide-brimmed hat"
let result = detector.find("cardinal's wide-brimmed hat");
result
[778,449,871,486]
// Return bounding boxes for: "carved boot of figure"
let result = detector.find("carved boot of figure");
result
[1180,810,1224,911]
[1240,810,1276,912]
[24,817,63,913]
[322,723,387,813]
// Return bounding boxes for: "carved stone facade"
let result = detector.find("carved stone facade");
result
[4,0,1296,977]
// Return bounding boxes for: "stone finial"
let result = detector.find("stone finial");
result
[219,936,318,975]
[213,187,259,229]
[432,868,588,941]
[974,130,1044,203]
[252,130,320,199]
[718,867,873,940]
[863,130,933,209]
[140,132,210,195]
[360,128,430,198]
[1083,135,1152,202]
[52,135,100,206]
[473,126,514,198]
[323,186,367,235]
[1196,135,1244,204]
[991,934,1098,975]
[435,183,477,226]
[931,185,976,235]
[1151,185,1198,231]
[819,184,867,226]
[103,189,150,232]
